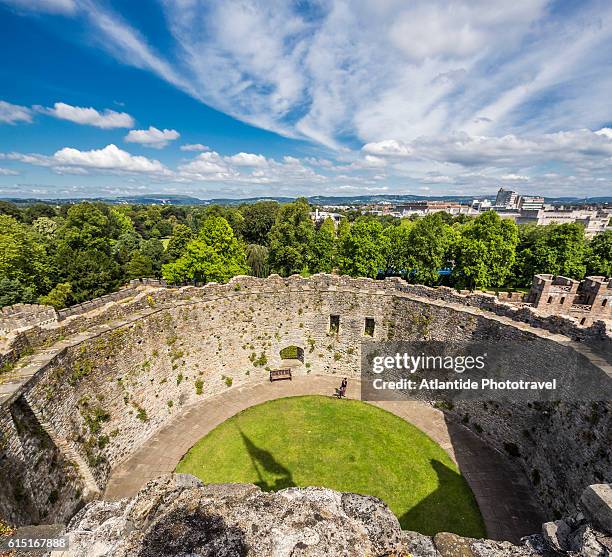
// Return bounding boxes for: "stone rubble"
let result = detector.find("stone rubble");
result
[23,474,609,557]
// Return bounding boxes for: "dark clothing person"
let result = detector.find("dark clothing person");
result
[339,378,348,398]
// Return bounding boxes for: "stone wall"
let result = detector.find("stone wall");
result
[0,304,57,334]
[0,274,610,528]
[56,285,142,320]
[525,274,612,326]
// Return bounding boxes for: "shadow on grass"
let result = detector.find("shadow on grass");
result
[238,428,296,491]
[399,459,483,537]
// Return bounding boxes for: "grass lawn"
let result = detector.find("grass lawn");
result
[176,395,485,537]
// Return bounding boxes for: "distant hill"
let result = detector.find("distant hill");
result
[1,193,611,206]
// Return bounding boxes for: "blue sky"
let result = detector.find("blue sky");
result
[0,0,611,199]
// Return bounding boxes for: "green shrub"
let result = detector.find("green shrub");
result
[195,379,204,395]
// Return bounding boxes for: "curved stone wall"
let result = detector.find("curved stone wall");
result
[0,274,610,528]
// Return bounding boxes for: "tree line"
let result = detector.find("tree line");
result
[0,198,610,309]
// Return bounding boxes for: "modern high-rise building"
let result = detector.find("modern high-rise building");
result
[495,187,518,208]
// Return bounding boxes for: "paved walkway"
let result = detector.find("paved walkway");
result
[104,375,544,543]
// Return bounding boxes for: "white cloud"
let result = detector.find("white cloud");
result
[52,144,168,174]
[178,151,235,179]
[0,100,33,124]
[6,0,612,168]
[180,143,210,152]
[501,174,530,182]
[62,0,610,157]
[362,140,413,157]
[226,152,268,167]
[0,167,19,176]
[44,102,134,128]
[361,129,612,168]
[595,128,612,140]
[124,126,180,148]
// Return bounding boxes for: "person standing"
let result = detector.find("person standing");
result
[340,377,348,398]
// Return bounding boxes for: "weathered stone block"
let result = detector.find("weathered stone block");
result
[581,484,612,535]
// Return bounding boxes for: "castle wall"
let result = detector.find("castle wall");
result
[0,275,610,527]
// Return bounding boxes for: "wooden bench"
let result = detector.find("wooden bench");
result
[269,369,292,382]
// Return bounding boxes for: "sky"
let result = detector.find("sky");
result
[0,0,611,200]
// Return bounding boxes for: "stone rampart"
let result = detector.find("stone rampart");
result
[0,274,610,530]
[0,304,57,334]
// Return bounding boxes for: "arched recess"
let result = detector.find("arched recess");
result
[279,345,305,363]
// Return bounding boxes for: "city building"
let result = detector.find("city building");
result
[310,208,343,224]
[494,188,519,208]
[517,196,545,210]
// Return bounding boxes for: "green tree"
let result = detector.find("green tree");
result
[0,215,51,297]
[406,214,455,285]
[162,217,248,284]
[112,231,143,265]
[139,238,166,276]
[246,244,270,278]
[585,230,612,277]
[268,199,315,276]
[59,202,112,250]
[32,216,58,238]
[38,282,72,309]
[24,203,56,223]
[125,252,154,279]
[0,201,22,220]
[192,206,245,238]
[339,218,390,278]
[110,208,134,236]
[514,223,586,285]
[312,218,337,273]
[54,247,121,303]
[453,211,519,289]
[383,222,412,271]
[0,278,37,306]
[240,201,280,245]
[337,217,350,244]
[166,224,194,261]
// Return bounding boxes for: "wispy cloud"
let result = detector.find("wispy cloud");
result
[180,143,210,152]
[0,100,33,124]
[3,1,612,197]
[0,0,76,14]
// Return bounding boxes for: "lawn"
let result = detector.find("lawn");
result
[176,395,485,537]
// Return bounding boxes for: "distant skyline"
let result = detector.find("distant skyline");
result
[1,0,612,199]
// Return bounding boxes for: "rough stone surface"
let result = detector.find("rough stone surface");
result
[57,475,408,556]
[581,485,612,535]
[542,519,573,551]
[42,475,612,557]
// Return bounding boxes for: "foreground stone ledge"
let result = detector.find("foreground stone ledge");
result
[5,475,607,557]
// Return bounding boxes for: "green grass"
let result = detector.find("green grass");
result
[176,395,485,537]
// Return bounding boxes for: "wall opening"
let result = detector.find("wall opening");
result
[603,299,608,307]
[547,296,553,304]
[329,315,340,334]
[279,345,304,363]
[364,318,375,337]
[560,297,565,304]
